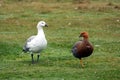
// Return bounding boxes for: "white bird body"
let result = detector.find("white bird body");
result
[26,29,47,53]
[23,21,48,63]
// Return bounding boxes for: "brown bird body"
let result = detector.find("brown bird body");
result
[72,32,94,67]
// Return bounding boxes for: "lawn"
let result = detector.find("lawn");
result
[0,0,120,80]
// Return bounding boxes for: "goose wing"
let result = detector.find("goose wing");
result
[23,36,36,52]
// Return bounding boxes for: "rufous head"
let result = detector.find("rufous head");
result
[79,31,89,39]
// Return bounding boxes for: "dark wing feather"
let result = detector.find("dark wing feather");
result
[72,41,82,54]
[23,36,36,52]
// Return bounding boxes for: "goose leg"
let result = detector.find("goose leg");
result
[31,54,34,64]
[37,54,40,62]
[80,59,84,68]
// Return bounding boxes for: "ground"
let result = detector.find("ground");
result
[0,0,120,80]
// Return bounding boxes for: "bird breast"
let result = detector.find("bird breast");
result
[72,40,93,58]
[27,36,47,53]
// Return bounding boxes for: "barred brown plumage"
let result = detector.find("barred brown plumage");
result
[72,32,94,67]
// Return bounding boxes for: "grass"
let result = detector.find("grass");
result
[0,0,120,80]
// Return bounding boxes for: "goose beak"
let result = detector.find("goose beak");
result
[79,34,82,38]
[45,24,48,27]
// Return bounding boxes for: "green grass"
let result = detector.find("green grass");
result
[0,0,120,80]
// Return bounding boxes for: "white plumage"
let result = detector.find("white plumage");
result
[23,21,48,63]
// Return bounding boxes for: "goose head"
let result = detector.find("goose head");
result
[37,21,48,29]
[79,31,89,39]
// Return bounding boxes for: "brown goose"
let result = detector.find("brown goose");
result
[72,32,94,67]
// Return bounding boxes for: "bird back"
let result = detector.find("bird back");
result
[72,40,93,59]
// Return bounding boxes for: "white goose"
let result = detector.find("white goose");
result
[23,21,48,64]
